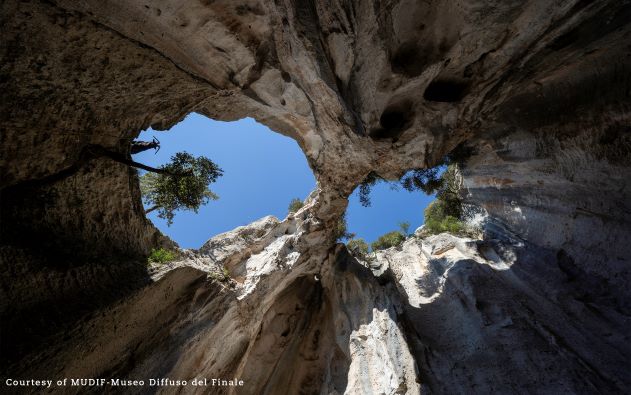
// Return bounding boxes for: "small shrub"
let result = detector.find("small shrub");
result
[209,266,231,282]
[288,198,304,214]
[371,231,406,251]
[424,199,447,222]
[148,248,177,265]
[347,238,369,258]
[424,215,464,235]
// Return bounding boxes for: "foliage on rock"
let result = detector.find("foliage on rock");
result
[346,237,370,259]
[422,165,468,236]
[208,266,231,282]
[147,248,177,265]
[371,231,406,251]
[423,201,465,235]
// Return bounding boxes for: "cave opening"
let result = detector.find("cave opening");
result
[133,113,316,248]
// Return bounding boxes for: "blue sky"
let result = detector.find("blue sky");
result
[134,113,433,248]
[347,181,434,243]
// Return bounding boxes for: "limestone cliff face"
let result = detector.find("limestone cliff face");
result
[1,0,630,393]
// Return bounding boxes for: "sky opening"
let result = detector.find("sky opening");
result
[345,178,436,244]
[133,113,315,248]
[134,113,435,248]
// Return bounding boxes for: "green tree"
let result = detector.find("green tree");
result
[140,152,222,226]
[371,231,406,251]
[288,198,304,214]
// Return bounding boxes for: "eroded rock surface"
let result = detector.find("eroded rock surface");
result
[1,0,630,393]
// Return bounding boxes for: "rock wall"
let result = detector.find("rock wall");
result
[6,210,629,393]
[1,0,630,393]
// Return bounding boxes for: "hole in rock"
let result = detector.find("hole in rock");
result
[423,78,469,102]
[391,41,428,77]
[371,101,415,140]
[344,168,446,252]
[391,41,449,77]
[133,113,315,248]
[380,109,407,131]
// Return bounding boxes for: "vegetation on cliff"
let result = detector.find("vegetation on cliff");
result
[370,231,406,251]
[147,248,177,265]
[421,164,466,235]
[347,238,370,258]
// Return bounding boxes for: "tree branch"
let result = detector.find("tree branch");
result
[145,205,159,214]
[2,144,187,193]
[130,140,160,154]
[87,145,179,176]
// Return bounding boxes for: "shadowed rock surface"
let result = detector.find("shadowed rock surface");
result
[1,0,629,393]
